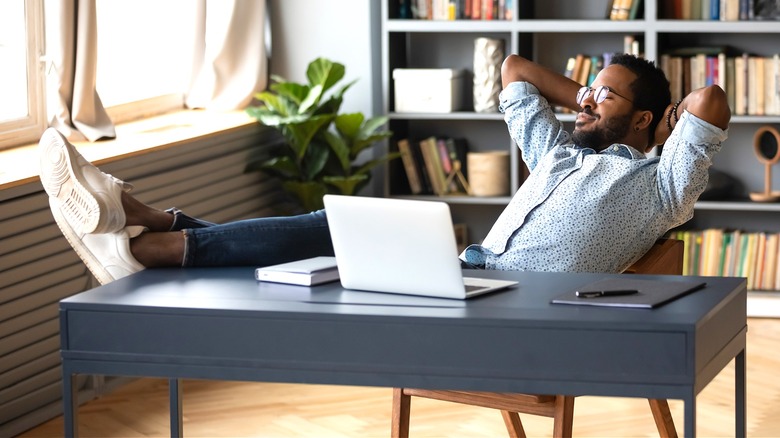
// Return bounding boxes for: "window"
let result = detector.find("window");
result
[0,1,199,149]
[0,0,46,149]
[95,0,198,123]
[0,1,264,152]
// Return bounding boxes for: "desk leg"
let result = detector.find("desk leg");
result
[169,378,183,438]
[736,349,746,437]
[62,369,78,438]
[684,392,696,438]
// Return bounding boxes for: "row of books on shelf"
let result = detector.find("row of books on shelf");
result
[562,40,642,88]
[660,0,779,20]
[560,46,779,117]
[660,51,780,116]
[397,137,470,196]
[398,0,513,20]
[398,0,776,20]
[668,229,780,291]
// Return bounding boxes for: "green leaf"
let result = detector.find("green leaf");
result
[270,74,288,84]
[334,113,364,140]
[257,156,302,180]
[301,141,331,180]
[247,107,294,127]
[313,79,356,117]
[315,94,345,117]
[350,130,393,156]
[323,174,369,196]
[359,116,389,138]
[282,180,327,212]
[333,78,358,99]
[252,92,287,115]
[307,58,345,94]
[324,131,351,172]
[270,82,309,107]
[299,84,324,114]
[286,115,332,158]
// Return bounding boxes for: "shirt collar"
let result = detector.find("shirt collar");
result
[599,143,646,159]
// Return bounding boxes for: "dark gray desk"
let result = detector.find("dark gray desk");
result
[59,268,747,437]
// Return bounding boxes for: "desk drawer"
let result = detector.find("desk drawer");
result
[62,310,689,386]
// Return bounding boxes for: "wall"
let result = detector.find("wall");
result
[268,0,379,116]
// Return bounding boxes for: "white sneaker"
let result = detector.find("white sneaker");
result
[51,210,146,285]
[39,128,144,284]
[38,127,130,234]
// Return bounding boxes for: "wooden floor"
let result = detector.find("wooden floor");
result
[19,318,780,437]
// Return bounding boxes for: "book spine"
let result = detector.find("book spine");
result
[629,0,643,19]
[711,0,720,18]
[419,137,448,195]
[397,139,423,194]
[747,56,758,115]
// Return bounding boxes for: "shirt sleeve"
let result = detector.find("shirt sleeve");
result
[655,110,728,224]
[499,82,571,171]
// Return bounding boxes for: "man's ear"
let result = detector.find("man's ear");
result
[635,110,653,131]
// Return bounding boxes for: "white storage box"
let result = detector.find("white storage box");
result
[393,68,465,113]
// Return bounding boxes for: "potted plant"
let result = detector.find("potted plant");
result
[246,57,397,212]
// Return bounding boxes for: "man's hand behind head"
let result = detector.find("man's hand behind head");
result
[653,85,731,147]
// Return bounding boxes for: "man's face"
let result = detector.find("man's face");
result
[572,65,638,152]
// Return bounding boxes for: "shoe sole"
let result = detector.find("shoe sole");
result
[49,199,114,285]
[39,130,103,235]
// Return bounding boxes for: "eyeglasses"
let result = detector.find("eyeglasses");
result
[576,85,633,106]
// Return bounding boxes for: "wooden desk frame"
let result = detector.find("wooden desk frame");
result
[59,268,747,437]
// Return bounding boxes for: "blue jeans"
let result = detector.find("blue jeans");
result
[167,208,334,267]
[168,208,478,270]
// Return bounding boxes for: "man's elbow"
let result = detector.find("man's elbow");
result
[692,85,731,130]
[501,54,529,88]
[706,85,730,128]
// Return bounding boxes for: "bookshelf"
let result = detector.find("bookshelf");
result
[379,0,780,315]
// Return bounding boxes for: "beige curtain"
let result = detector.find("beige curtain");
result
[47,0,115,141]
[186,0,269,110]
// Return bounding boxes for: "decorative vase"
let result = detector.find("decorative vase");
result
[467,151,510,197]
[473,37,504,113]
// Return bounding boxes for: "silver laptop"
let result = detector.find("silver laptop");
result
[323,194,518,299]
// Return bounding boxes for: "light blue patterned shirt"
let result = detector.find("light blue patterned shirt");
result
[461,81,728,273]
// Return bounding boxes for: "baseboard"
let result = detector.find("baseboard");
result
[748,291,780,318]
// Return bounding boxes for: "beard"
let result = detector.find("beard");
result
[572,111,633,152]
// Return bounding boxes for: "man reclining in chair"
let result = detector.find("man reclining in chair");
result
[39,53,730,284]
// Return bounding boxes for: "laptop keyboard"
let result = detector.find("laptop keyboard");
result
[464,284,484,292]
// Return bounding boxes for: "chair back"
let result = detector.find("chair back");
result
[623,238,684,275]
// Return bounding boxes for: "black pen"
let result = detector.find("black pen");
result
[575,289,639,298]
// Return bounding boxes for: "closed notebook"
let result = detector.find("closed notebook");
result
[551,277,707,308]
[255,256,340,286]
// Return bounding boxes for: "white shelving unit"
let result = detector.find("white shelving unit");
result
[379,0,780,315]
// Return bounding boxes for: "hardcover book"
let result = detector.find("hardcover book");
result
[397,138,424,194]
[255,256,339,286]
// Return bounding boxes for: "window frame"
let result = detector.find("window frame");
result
[105,93,186,125]
[0,0,47,150]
